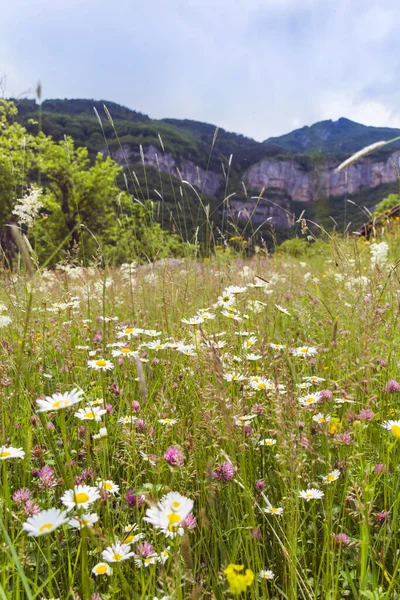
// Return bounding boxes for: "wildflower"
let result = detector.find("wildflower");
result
[87,359,114,371]
[22,508,69,536]
[221,310,243,322]
[385,379,400,393]
[126,490,145,507]
[224,563,255,595]
[359,409,374,422]
[255,480,265,491]
[146,340,167,351]
[181,316,205,325]
[334,532,350,546]
[96,480,120,495]
[116,327,143,339]
[292,346,317,357]
[12,488,31,505]
[382,420,400,439]
[303,376,325,383]
[74,406,107,421]
[23,500,40,516]
[270,343,286,350]
[102,542,134,563]
[250,378,275,391]
[259,438,277,447]
[181,513,197,529]
[158,418,178,425]
[298,392,322,407]
[61,485,100,510]
[158,547,171,564]
[375,511,390,524]
[217,293,236,309]
[323,469,340,484]
[319,389,333,401]
[176,343,197,356]
[213,461,236,482]
[92,563,113,576]
[118,416,137,425]
[164,446,185,467]
[12,186,44,227]
[144,491,194,538]
[264,507,284,515]
[69,513,99,529]
[245,353,262,361]
[0,315,12,327]
[312,413,331,424]
[135,555,158,568]
[275,304,292,316]
[38,466,57,489]
[375,463,385,474]
[36,389,84,412]
[93,427,108,439]
[0,446,25,460]
[223,372,247,382]
[299,488,324,501]
[370,241,389,268]
[111,347,137,357]
[259,570,275,580]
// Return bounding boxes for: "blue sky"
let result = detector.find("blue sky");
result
[1,0,400,141]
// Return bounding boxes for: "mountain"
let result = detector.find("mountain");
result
[265,117,400,155]
[12,99,400,232]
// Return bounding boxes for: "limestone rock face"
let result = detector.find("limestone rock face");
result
[109,144,222,196]
[246,150,400,202]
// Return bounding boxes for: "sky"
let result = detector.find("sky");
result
[1,0,400,141]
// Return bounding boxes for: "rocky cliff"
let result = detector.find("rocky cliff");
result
[246,150,400,203]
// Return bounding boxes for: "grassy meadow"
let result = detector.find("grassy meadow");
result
[0,226,400,600]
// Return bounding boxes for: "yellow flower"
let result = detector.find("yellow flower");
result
[328,417,341,435]
[224,563,254,594]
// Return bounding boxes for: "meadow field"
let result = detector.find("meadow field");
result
[0,228,400,600]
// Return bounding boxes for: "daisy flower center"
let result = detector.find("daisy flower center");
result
[270,508,279,513]
[125,328,134,334]
[96,360,107,367]
[53,399,68,408]
[0,451,10,457]
[95,565,108,574]
[39,523,53,532]
[84,412,94,419]
[120,348,131,353]
[124,535,134,543]
[391,425,400,438]
[257,383,266,389]
[306,493,313,498]
[75,492,90,504]
[327,475,335,482]
[168,513,181,525]
[112,553,123,561]
[104,483,113,490]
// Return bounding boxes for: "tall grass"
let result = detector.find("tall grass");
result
[0,224,399,599]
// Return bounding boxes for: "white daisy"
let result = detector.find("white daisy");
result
[116,327,143,339]
[299,488,324,501]
[0,446,25,460]
[312,413,331,424]
[259,438,277,447]
[61,485,100,510]
[298,392,322,407]
[102,542,134,563]
[292,346,317,358]
[87,359,114,371]
[74,405,107,421]
[259,569,275,580]
[69,513,99,529]
[158,418,178,425]
[263,507,283,515]
[144,492,193,538]
[92,562,113,576]
[36,388,84,412]
[96,480,119,495]
[322,470,341,484]
[135,555,158,568]
[181,316,205,325]
[93,427,108,439]
[275,304,292,316]
[23,508,69,536]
